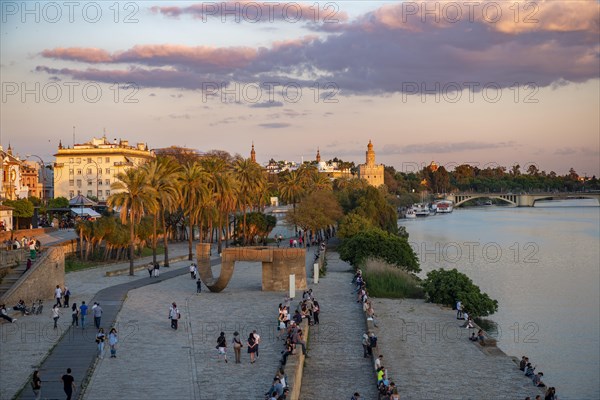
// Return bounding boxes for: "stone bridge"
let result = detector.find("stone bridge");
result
[196,244,307,292]
[444,192,600,207]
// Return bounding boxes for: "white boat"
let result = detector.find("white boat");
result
[413,203,435,217]
[434,200,454,213]
[405,208,416,219]
[483,200,493,206]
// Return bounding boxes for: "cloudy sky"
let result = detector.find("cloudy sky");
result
[1,1,599,175]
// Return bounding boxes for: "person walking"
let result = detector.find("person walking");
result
[109,327,118,358]
[456,300,463,319]
[216,331,228,363]
[189,263,197,279]
[232,331,243,364]
[253,330,261,359]
[52,304,61,329]
[147,263,154,278]
[71,303,79,327]
[61,368,76,400]
[93,303,103,329]
[80,301,88,329]
[96,328,106,358]
[196,278,202,294]
[313,300,320,325]
[169,302,180,330]
[153,262,160,277]
[54,285,62,307]
[31,370,42,400]
[247,332,257,364]
[63,287,70,308]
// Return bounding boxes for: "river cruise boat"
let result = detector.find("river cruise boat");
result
[434,200,454,213]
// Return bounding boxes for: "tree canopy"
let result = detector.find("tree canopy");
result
[422,268,499,317]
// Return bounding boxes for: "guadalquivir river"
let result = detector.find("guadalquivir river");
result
[400,199,600,400]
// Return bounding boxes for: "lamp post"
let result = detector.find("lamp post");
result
[25,154,47,204]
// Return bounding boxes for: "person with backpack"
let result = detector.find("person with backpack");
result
[169,302,180,330]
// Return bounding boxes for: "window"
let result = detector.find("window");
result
[105,168,110,174]
[77,190,82,196]
[76,179,82,187]
[69,190,74,198]
[105,157,110,163]
[105,179,110,185]
[98,169,102,176]
[97,190,102,197]
[98,180,102,186]
[87,158,92,163]
[69,158,74,163]
[105,190,110,196]
[97,157,102,163]
[87,180,93,186]
[87,168,92,175]
[87,190,92,197]
[69,169,74,176]
[77,169,82,175]
[69,180,74,186]
[76,158,81,163]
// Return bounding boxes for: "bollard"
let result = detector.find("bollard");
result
[289,274,295,299]
[313,263,319,284]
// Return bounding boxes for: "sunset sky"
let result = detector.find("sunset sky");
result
[1,1,599,176]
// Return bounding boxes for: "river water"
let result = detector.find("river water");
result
[399,199,600,400]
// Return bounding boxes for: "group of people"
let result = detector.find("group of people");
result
[29,368,77,400]
[3,236,40,259]
[520,356,559,399]
[147,262,161,277]
[353,269,400,400]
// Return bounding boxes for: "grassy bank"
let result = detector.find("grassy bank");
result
[363,259,424,299]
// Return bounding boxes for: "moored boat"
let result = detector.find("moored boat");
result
[434,200,454,213]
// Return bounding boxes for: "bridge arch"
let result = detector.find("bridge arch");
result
[452,194,517,207]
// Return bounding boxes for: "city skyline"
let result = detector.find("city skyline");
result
[1,1,599,176]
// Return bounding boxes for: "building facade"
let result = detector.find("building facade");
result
[1,145,28,200]
[53,136,155,201]
[358,140,384,187]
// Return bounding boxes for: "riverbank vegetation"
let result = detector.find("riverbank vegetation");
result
[363,259,424,299]
[422,268,499,317]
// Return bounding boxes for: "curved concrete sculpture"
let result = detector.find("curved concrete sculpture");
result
[196,243,306,292]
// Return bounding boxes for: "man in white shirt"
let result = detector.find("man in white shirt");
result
[253,330,261,358]
[55,285,63,307]
[169,302,180,330]
[456,300,463,319]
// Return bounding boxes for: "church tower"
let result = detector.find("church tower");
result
[316,148,321,163]
[250,142,256,163]
[358,140,384,187]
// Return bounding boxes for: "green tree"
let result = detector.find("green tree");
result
[338,227,420,273]
[338,212,374,239]
[422,268,499,317]
[233,157,265,245]
[180,162,210,260]
[108,168,158,275]
[285,190,343,234]
[4,199,34,229]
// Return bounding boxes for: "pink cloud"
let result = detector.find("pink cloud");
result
[41,47,113,63]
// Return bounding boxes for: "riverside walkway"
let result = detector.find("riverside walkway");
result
[1,242,197,400]
[374,298,542,399]
[299,252,379,399]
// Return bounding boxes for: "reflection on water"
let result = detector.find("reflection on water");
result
[400,199,600,400]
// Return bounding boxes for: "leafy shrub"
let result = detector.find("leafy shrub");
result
[422,268,498,317]
[363,259,424,299]
[338,227,420,273]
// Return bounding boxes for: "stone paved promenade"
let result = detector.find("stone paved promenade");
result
[374,298,543,400]
[300,252,378,399]
[0,242,194,400]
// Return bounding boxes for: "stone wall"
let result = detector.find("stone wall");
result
[0,227,57,243]
[0,247,65,305]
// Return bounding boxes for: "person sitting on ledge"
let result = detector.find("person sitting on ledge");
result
[477,329,486,346]
[520,356,528,371]
[469,332,478,341]
[533,372,546,388]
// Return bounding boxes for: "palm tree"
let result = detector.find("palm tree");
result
[143,158,181,266]
[279,169,309,234]
[107,168,158,275]
[233,157,265,244]
[179,162,210,261]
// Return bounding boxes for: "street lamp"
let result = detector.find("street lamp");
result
[25,154,47,204]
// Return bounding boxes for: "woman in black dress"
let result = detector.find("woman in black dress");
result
[247,332,257,363]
